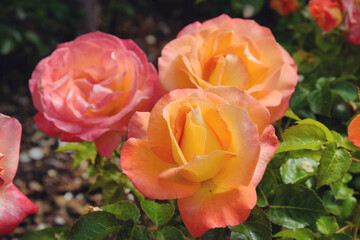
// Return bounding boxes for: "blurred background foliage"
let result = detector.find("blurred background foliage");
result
[1,0,359,131]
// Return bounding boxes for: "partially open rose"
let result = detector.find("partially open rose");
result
[121,86,278,237]
[309,0,342,31]
[349,114,360,147]
[29,32,158,157]
[0,114,38,235]
[158,14,298,122]
[270,0,301,16]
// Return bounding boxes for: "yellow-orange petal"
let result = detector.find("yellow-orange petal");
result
[158,36,198,91]
[205,86,270,134]
[252,125,279,187]
[349,115,360,147]
[121,138,200,199]
[160,150,236,182]
[212,104,260,187]
[178,180,256,237]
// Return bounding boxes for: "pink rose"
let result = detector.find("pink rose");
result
[341,0,360,44]
[29,32,158,157]
[0,114,38,235]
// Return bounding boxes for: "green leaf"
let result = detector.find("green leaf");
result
[202,228,226,240]
[321,191,356,219]
[20,226,70,240]
[230,0,265,16]
[316,216,338,236]
[132,225,151,240]
[331,81,358,102]
[276,124,327,153]
[67,212,120,240]
[280,158,319,184]
[307,87,332,117]
[153,226,184,240]
[56,142,97,169]
[350,161,360,173]
[273,228,315,240]
[231,207,272,240]
[141,200,175,227]
[296,119,335,143]
[102,181,124,205]
[330,181,354,200]
[285,109,301,121]
[117,220,135,240]
[101,200,140,222]
[330,233,352,240]
[316,143,352,188]
[256,169,278,207]
[267,184,327,228]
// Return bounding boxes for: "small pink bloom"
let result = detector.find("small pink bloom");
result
[341,0,360,44]
[0,114,38,235]
[29,32,158,157]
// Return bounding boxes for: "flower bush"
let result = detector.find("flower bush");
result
[29,32,158,158]
[3,3,360,239]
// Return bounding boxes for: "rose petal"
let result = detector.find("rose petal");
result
[212,104,260,187]
[0,114,22,184]
[121,138,200,199]
[127,112,150,139]
[0,183,39,235]
[252,125,279,187]
[178,180,256,237]
[349,115,360,147]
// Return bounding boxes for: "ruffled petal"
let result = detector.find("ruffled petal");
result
[349,115,360,147]
[121,138,200,199]
[0,183,38,235]
[178,180,256,237]
[252,125,279,187]
[0,114,22,184]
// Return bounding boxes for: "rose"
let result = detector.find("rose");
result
[158,14,298,123]
[341,0,360,44]
[348,114,360,147]
[309,0,343,31]
[121,86,278,237]
[0,114,38,235]
[29,32,158,157]
[270,0,301,16]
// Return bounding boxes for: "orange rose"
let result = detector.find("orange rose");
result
[121,86,278,237]
[309,0,343,31]
[270,0,301,16]
[158,14,298,123]
[348,114,360,147]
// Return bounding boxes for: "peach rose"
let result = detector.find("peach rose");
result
[121,86,278,237]
[341,0,360,44]
[0,114,38,235]
[309,0,343,31]
[270,0,301,16]
[348,114,360,147]
[158,14,298,123]
[29,32,158,157]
